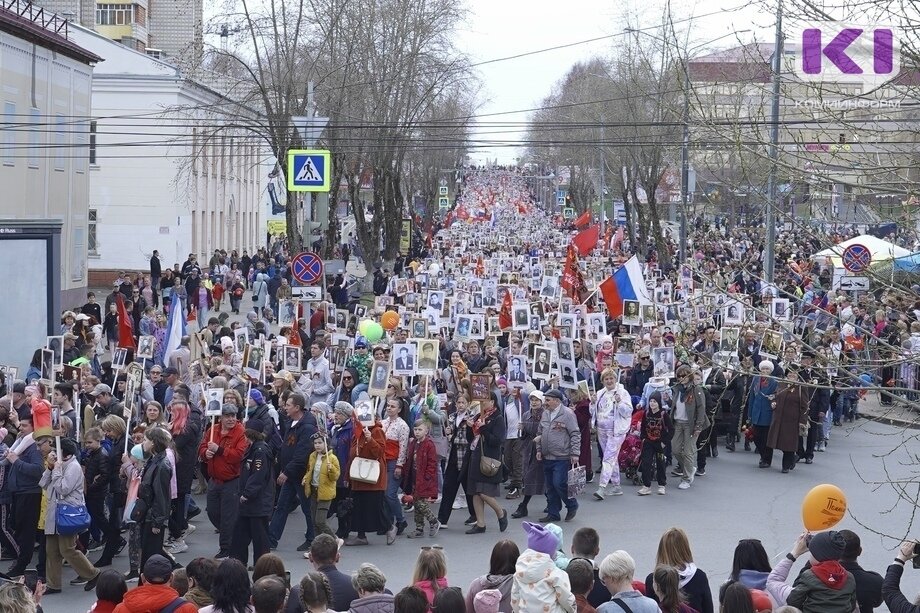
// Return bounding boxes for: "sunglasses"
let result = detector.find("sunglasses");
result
[342,376,353,380]
[420,545,444,550]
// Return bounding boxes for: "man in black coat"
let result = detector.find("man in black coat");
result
[150,250,162,308]
[797,351,830,462]
[839,530,883,613]
[267,392,317,551]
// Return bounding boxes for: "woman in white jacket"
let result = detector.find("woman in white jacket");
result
[592,367,634,500]
[40,437,100,594]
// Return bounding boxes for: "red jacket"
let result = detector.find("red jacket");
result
[405,436,438,499]
[112,583,197,613]
[348,424,386,492]
[198,422,248,482]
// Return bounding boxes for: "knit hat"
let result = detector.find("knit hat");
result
[497,377,507,386]
[528,390,544,402]
[245,417,266,433]
[750,589,772,612]
[544,523,564,551]
[473,588,502,613]
[249,389,264,405]
[334,401,354,419]
[312,401,331,416]
[808,530,845,562]
[142,554,173,584]
[523,521,558,558]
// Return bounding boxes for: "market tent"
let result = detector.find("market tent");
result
[815,234,911,264]
[893,252,920,272]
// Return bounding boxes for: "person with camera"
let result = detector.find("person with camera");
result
[883,540,920,613]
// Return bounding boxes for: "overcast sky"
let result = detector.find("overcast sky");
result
[455,0,774,163]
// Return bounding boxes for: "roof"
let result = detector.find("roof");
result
[0,3,101,65]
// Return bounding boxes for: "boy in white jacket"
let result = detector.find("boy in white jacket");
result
[592,367,634,500]
[512,521,575,613]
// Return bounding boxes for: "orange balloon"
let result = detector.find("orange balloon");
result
[802,483,847,531]
[381,311,400,331]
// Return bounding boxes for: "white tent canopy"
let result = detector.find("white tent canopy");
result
[815,234,911,263]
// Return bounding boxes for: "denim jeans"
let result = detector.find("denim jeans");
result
[384,460,404,526]
[268,479,314,547]
[543,459,577,519]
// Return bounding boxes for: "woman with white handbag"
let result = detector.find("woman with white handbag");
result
[343,409,393,547]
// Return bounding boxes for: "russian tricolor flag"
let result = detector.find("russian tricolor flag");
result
[599,255,652,318]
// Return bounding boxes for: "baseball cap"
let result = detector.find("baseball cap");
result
[529,390,545,401]
[354,339,368,349]
[90,383,112,397]
[142,554,173,584]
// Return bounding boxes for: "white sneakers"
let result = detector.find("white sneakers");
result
[658,485,666,495]
[678,481,691,490]
[637,486,651,496]
[608,486,623,496]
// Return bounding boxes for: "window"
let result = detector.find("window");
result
[88,209,98,254]
[29,107,39,168]
[54,113,65,171]
[89,120,97,165]
[96,4,134,25]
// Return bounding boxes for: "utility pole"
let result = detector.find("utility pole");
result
[765,0,783,283]
[679,61,689,265]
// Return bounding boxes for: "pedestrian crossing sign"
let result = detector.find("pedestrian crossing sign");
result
[287,149,331,192]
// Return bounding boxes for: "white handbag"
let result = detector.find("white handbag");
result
[349,457,381,484]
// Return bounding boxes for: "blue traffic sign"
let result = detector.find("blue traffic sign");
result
[841,243,871,273]
[291,251,324,285]
[287,149,331,192]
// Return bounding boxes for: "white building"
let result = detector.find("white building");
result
[67,24,265,281]
[0,2,99,372]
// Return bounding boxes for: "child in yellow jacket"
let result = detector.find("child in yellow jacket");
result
[303,433,340,539]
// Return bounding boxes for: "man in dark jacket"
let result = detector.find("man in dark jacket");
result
[798,351,831,463]
[5,420,49,576]
[839,530,883,613]
[696,365,726,475]
[307,534,360,611]
[626,348,654,397]
[229,417,274,566]
[267,392,317,551]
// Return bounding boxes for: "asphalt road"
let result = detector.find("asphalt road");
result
[43,417,918,612]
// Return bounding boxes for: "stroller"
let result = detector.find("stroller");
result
[617,408,645,486]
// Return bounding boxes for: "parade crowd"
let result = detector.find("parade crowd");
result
[1,169,920,613]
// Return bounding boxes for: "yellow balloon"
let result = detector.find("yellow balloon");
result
[802,483,847,531]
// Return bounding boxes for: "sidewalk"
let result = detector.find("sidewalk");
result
[856,393,920,430]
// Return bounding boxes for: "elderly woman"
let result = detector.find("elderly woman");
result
[344,410,393,546]
[747,360,778,469]
[41,437,101,593]
[597,550,660,613]
[766,367,809,473]
[511,389,545,519]
[348,563,395,613]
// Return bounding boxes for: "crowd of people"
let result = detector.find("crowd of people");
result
[0,169,919,613]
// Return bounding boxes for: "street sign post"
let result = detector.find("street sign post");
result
[841,243,871,273]
[287,150,331,193]
[291,251,323,285]
[837,276,870,291]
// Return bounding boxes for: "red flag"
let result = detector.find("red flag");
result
[288,318,302,347]
[561,246,589,303]
[572,225,600,255]
[499,290,513,330]
[573,210,592,228]
[115,293,136,350]
[599,277,621,318]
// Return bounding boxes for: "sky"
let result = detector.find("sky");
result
[454,0,774,164]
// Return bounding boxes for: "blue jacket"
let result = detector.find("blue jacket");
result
[7,441,45,494]
[747,376,778,426]
[278,412,317,481]
[331,419,353,487]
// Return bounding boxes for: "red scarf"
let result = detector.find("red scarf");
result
[810,560,848,589]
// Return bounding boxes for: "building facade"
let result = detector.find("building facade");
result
[68,25,264,282]
[687,42,918,227]
[0,0,98,371]
[34,0,201,60]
